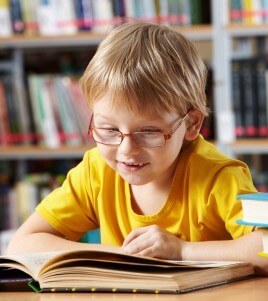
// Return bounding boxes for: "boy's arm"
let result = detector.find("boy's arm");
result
[122,225,268,276]
[6,212,98,255]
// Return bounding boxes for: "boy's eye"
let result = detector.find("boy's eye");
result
[101,128,120,135]
[141,128,161,133]
[104,128,119,132]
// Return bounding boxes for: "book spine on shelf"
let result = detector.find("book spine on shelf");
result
[9,0,25,33]
[112,0,125,22]
[263,0,268,22]
[0,0,211,37]
[0,0,12,37]
[0,81,11,145]
[91,0,114,32]
[20,0,39,35]
[229,0,243,23]
[240,59,258,138]
[191,0,202,24]
[254,58,268,137]
[55,0,78,35]
[231,60,245,138]
[229,0,268,24]
[74,0,94,30]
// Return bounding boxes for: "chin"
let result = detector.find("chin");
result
[120,174,151,186]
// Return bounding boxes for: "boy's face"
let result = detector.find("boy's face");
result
[91,97,188,187]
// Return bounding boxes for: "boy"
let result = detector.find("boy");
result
[7,22,268,275]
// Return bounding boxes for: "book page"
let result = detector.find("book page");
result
[0,251,63,279]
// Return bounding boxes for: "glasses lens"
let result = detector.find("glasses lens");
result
[133,132,165,147]
[92,128,121,145]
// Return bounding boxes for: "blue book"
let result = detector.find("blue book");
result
[236,193,268,227]
[9,0,25,33]
[74,0,93,30]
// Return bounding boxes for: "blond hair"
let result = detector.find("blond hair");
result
[80,21,208,117]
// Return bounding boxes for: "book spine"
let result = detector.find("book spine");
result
[251,0,262,24]
[20,0,39,35]
[0,0,12,37]
[229,0,243,23]
[254,59,268,137]
[0,81,11,145]
[36,0,59,36]
[91,0,114,32]
[240,59,258,137]
[157,0,169,23]
[242,0,253,24]
[55,0,78,35]
[263,0,268,22]
[9,0,25,33]
[74,0,93,30]
[231,60,245,138]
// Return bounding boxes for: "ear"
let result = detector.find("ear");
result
[184,109,204,141]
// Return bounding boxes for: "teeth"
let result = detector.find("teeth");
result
[127,163,144,166]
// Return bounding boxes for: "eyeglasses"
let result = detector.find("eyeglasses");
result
[88,109,192,148]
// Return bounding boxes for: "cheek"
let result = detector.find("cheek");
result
[156,137,184,163]
[97,145,116,165]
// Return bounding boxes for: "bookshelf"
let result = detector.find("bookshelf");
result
[229,139,268,155]
[212,0,268,158]
[0,25,213,48]
[0,144,95,160]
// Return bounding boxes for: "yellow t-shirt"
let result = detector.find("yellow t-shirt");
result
[36,135,256,245]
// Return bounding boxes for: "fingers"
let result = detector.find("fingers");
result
[122,225,184,260]
[122,225,169,258]
[122,227,148,247]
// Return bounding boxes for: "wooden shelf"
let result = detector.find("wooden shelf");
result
[226,24,268,37]
[229,139,268,154]
[0,31,106,49]
[0,25,213,49]
[174,24,213,41]
[0,143,96,159]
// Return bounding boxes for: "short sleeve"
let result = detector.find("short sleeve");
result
[36,151,98,241]
[207,163,257,239]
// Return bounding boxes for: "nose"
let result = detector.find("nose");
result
[117,134,141,155]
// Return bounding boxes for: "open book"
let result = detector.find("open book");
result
[0,245,254,294]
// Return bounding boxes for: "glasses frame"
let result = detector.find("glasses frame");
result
[88,108,192,148]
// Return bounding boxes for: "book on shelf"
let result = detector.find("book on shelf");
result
[37,0,78,36]
[0,75,35,145]
[0,0,12,37]
[254,57,268,137]
[229,0,268,24]
[0,245,254,294]
[0,0,211,37]
[0,80,10,145]
[231,56,268,139]
[9,0,25,34]
[231,60,245,138]
[27,74,89,147]
[240,59,258,138]
[74,0,94,31]
[20,0,39,35]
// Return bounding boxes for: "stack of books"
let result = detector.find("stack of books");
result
[236,192,268,258]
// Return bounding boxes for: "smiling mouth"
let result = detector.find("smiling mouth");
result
[117,161,149,169]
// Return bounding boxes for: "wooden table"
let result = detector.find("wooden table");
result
[0,277,267,301]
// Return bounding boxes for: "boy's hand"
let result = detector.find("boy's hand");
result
[121,225,186,260]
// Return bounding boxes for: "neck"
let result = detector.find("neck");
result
[130,170,175,215]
